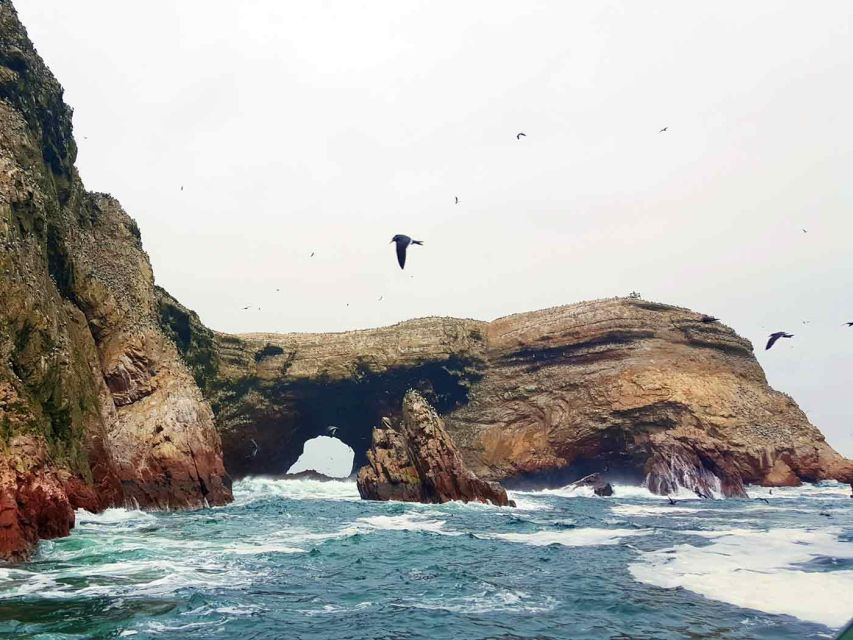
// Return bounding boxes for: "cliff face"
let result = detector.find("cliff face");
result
[160,295,851,498]
[0,2,230,560]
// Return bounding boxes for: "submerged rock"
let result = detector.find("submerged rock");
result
[566,473,614,497]
[357,391,514,507]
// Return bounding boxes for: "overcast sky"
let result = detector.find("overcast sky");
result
[14,1,852,457]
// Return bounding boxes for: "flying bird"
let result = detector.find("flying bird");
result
[180,186,184,191]
[241,306,251,310]
[327,426,338,436]
[390,234,423,269]
[659,127,668,133]
[310,252,315,257]
[756,497,770,504]
[455,196,460,204]
[667,497,677,505]
[765,332,794,350]
[844,322,853,327]
[700,315,719,323]
[516,132,526,140]
[378,296,383,301]
[250,438,259,457]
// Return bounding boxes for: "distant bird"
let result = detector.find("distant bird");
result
[659,127,668,133]
[802,320,810,325]
[310,252,315,257]
[241,306,251,310]
[516,132,526,140]
[390,234,423,269]
[250,438,259,457]
[700,315,719,323]
[327,426,338,436]
[756,497,770,504]
[275,288,280,292]
[455,196,460,204]
[667,497,677,505]
[180,186,184,191]
[802,229,808,233]
[378,296,383,301]
[844,322,853,327]
[769,489,773,494]
[765,332,794,350]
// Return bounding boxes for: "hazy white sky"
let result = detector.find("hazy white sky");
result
[15,1,852,456]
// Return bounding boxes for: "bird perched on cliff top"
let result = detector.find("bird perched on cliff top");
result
[516,132,526,140]
[765,332,794,350]
[659,126,668,133]
[700,315,719,323]
[390,234,423,269]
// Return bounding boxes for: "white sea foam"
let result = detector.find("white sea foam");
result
[629,527,853,628]
[611,504,703,517]
[232,476,360,504]
[493,528,648,547]
[400,589,558,614]
[355,514,448,533]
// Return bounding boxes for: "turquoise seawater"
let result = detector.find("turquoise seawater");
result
[0,479,851,639]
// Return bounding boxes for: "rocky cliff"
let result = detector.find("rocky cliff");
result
[357,390,513,506]
[0,2,230,560]
[157,293,852,498]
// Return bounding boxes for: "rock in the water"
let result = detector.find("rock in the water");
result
[594,483,614,497]
[357,391,513,506]
[567,473,614,497]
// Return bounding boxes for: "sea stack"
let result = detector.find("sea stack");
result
[357,390,514,507]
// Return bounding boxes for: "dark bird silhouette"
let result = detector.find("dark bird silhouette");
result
[455,196,460,204]
[516,132,526,140]
[390,234,423,269]
[766,332,794,350]
[756,497,770,504]
[844,322,853,327]
[241,306,251,310]
[700,315,719,323]
[802,229,808,233]
[310,252,315,257]
[180,186,184,191]
[667,497,677,505]
[659,127,668,133]
[250,438,259,458]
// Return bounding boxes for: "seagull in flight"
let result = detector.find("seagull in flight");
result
[310,252,315,257]
[845,322,853,327]
[516,132,526,140]
[241,306,251,310]
[390,234,423,269]
[659,127,668,133]
[455,196,460,204]
[765,332,794,350]
[327,426,339,436]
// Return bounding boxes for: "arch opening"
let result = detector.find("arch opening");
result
[286,436,355,478]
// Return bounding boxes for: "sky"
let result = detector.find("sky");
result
[14,1,853,457]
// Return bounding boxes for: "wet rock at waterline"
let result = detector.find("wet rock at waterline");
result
[357,391,514,507]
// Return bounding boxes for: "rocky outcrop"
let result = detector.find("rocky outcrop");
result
[566,473,614,497]
[0,1,230,559]
[163,296,852,500]
[357,391,513,506]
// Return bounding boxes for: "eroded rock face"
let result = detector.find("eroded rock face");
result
[357,391,513,506]
[166,296,852,501]
[0,2,231,559]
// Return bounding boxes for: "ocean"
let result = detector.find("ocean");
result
[0,479,850,639]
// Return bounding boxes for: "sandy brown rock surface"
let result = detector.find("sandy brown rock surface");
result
[166,296,851,500]
[357,390,513,506]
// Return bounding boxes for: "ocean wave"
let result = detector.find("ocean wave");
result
[629,527,853,628]
[232,476,360,504]
[493,527,649,547]
[399,589,558,614]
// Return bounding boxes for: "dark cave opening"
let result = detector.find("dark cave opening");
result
[220,355,484,478]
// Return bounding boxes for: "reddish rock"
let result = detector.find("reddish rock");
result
[358,391,514,506]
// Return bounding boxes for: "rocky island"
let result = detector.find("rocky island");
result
[1,0,851,561]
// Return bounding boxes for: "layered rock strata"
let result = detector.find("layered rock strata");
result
[161,295,852,499]
[357,390,513,506]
